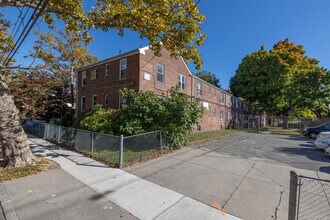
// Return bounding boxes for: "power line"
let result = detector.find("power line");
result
[11,7,31,42]
[4,0,49,66]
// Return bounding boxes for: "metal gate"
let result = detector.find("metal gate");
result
[288,171,330,220]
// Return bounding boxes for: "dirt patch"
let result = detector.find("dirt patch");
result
[0,157,60,182]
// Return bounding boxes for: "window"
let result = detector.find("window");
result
[178,74,185,90]
[220,107,224,120]
[197,82,202,96]
[227,112,230,122]
[105,64,109,76]
[82,71,86,86]
[120,59,127,79]
[119,94,127,108]
[91,68,98,80]
[157,63,164,83]
[104,94,108,106]
[92,95,97,107]
[220,93,224,103]
[81,96,86,111]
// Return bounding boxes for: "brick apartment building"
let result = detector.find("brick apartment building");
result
[76,46,256,132]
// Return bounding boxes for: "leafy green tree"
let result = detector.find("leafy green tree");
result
[116,88,204,147]
[0,0,206,167]
[230,39,329,128]
[195,70,221,88]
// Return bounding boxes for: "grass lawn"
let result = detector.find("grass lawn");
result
[0,158,59,182]
[187,129,244,143]
[82,148,160,165]
[259,127,301,135]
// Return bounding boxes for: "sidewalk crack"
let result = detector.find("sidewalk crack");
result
[271,189,285,220]
[222,160,256,209]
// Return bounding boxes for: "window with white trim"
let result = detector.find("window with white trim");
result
[104,94,108,106]
[220,92,224,103]
[105,64,109,76]
[156,63,164,83]
[119,94,127,108]
[119,59,127,79]
[220,107,224,120]
[81,96,86,111]
[82,71,86,86]
[197,82,202,96]
[92,95,97,107]
[227,111,230,122]
[91,68,98,80]
[178,74,185,90]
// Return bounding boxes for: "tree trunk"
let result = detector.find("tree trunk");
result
[0,74,35,168]
[282,115,289,129]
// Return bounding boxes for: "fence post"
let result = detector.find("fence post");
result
[288,171,298,220]
[38,123,41,137]
[91,132,94,156]
[57,126,61,143]
[119,135,124,168]
[46,124,49,139]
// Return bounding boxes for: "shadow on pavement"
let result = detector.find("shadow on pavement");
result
[319,166,330,174]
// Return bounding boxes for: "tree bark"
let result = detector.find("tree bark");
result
[282,115,289,129]
[0,74,35,168]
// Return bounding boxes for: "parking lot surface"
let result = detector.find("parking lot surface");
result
[125,133,330,220]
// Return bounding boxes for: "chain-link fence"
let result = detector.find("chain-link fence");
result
[229,116,330,135]
[123,131,169,165]
[288,171,330,220]
[24,122,167,168]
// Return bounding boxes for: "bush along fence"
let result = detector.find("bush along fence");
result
[24,123,169,168]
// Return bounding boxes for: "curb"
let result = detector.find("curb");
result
[186,134,236,148]
[0,183,18,220]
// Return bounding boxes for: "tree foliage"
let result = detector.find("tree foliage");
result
[8,70,62,119]
[2,0,206,69]
[195,70,221,88]
[230,39,330,118]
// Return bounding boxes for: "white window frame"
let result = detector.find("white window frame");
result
[178,74,185,90]
[119,59,127,80]
[92,95,97,107]
[119,94,127,108]
[81,71,86,86]
[220,93,224,103]
[197,82,202,96]
[156,63,164,83]
[81,96,86,111]
[105,64,109,76]
[220,107,224,120]
[227,111,230,122]
[91,68,98,80]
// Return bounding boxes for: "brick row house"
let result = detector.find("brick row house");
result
[76,46,256,132]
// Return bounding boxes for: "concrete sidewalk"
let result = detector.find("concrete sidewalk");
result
[0,169,137,220]
[27,136,241,220]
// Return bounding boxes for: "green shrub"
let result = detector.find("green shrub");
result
[73,104,116,134]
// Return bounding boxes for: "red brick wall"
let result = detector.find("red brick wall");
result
[77,53,140,114]
[139,48,192,97]
[76,47,253,132]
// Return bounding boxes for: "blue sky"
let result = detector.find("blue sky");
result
[4,0,330,89]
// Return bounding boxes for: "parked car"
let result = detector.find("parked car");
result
[314,132,330,150]
[325,144,330,156]
[302,123,330,138]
